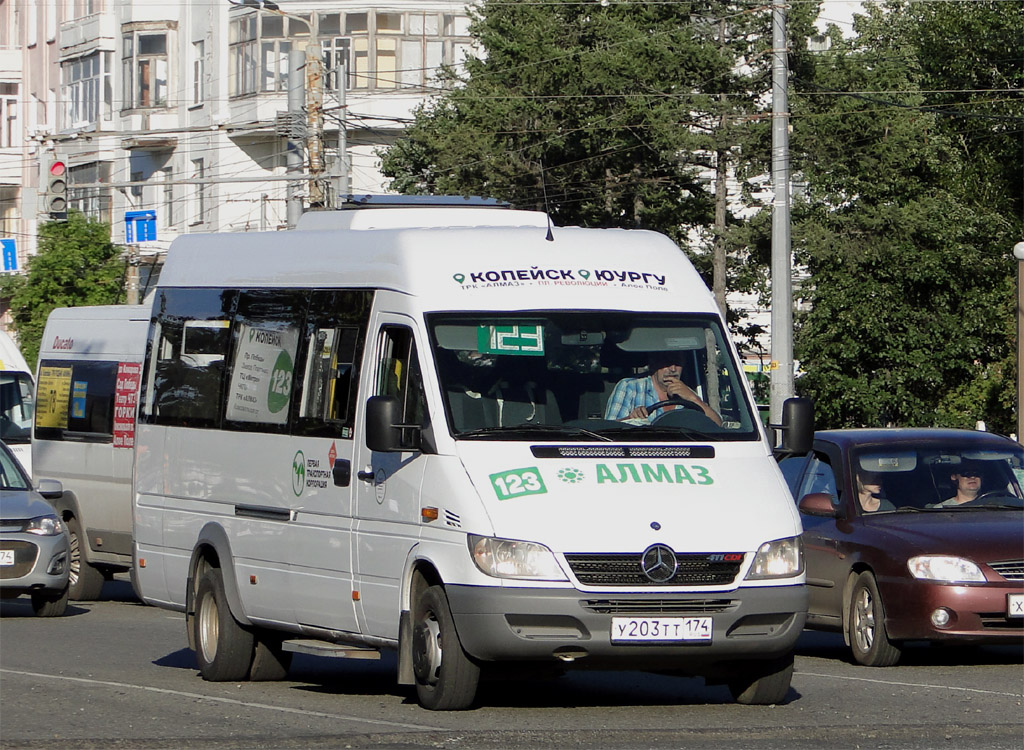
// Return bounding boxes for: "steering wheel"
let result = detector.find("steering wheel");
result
[646,398,703,413]
[970,490,1006,503]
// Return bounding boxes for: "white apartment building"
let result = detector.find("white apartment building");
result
[0,0,474,318]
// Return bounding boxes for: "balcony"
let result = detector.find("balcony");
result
[59,13,117,57]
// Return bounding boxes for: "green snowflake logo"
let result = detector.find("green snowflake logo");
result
[558,467,585,484]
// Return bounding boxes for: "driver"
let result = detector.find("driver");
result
[604,351,722,425]
[934,461,984,506]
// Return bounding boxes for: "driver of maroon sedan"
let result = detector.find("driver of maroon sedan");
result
[934,462,984,506]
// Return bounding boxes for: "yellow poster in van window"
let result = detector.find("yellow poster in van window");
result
[35,366,72,429]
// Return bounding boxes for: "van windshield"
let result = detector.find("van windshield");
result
[427,312,760,442]
[0,372,34,446]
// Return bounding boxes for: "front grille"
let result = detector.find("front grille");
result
[581,598,737,615]
[0,540,39,579]
[989,560,1024,582]
[564,553,742,586]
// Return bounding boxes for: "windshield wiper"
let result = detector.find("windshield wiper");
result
[457,424,613,441]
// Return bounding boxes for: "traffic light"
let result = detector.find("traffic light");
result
[46,160,68,221]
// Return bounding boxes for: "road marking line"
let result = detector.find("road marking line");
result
[798,671,1023,698]
[0,668,446,730]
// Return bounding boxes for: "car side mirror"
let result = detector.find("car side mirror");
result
[365,395,421,453]
[772,397,814,456]
[36,479,63,500]
[798,492,838,517]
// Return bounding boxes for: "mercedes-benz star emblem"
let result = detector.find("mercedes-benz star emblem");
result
[641,544,678,583]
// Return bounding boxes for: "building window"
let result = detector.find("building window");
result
[61,52,113,130]
[68,162,113,223]
[191,158,206,225]
[191,40,205,106]
[122,29,169,109]
[162,167,176,229]
[229,9,472,98]
[0,83,17,148]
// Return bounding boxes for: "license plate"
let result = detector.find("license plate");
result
[0,550,13,566]
[611,616,712,642]
[1008,594,1024,618]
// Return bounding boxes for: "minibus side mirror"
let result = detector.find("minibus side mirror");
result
[365,396,421,453]
[771,397,814,457]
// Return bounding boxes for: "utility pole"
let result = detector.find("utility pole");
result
[712,17,728,318]
[306,49,325,208]
[769,0,794,427]
[285,43,306,228]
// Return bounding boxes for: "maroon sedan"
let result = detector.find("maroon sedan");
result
[779,428,1024,666]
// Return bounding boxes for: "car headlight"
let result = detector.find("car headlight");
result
[26,514,64,537]
[908,555,985,583]
[468,535,567,581]
[745,536,803,580]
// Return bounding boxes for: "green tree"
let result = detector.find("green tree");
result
[0,212,126,363]
[791,1,1023,432]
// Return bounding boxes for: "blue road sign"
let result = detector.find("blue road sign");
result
[1,238,16,272]
[125,210,157,243]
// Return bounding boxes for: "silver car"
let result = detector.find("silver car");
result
[0,440,70,616]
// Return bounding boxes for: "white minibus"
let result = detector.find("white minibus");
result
[133,200,812,710]
[33,304,150,599]
[1,330,35,474]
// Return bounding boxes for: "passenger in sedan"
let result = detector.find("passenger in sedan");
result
[855,469,896,512]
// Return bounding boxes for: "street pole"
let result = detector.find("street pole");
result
[286,43,306,228]
[769,0,794,428]
[1013,241,1024,443]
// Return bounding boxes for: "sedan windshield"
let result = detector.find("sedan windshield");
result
[427,312,760,442]
[851,443,1024,511]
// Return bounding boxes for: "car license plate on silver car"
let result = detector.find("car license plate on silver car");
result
[1008,594,1024,618]
[0,550,14,566]
[611,616,712,642]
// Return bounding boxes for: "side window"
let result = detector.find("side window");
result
[778,455,808,500]
[295,290,373,439]
[34,360,119,442]
[141,288,236,428]
[223,290,305,433]
[797,453,838,505]
[377,325,427,447]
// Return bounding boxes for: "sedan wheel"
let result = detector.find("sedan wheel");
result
[848,571,901,667]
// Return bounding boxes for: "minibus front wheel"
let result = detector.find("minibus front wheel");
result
[193,567,255,682]
[412,585,480,710]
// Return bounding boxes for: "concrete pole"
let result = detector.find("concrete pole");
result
[286,44,306,229]
[769,0,794,427]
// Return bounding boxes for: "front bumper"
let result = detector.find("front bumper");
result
[446,583,807,672]
[0,533,71,594]
[880,577,1024,642]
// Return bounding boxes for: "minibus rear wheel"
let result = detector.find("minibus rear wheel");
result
[193,568,255,681]
[412,585,480,710]
[727,653,794,704]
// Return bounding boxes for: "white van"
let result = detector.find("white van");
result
[0,330,35,474]
[133,201,812,710]
[33,304,150,599]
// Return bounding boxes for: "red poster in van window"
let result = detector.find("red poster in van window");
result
[113,362,142,448]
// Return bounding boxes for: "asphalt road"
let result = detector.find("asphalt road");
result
[1,577,1021,750]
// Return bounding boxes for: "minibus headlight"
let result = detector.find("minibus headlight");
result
[745,536,803,580]
[908,555,985,583]
[26,514,64,537]
[468,535,568,581]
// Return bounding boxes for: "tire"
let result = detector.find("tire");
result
[727,654,794,705]
[193,568,255,681]
[411,584,480,710]
[31,585,69,617]
[249,631,293,681]
[848,571,902,667]
[66,515,105,601]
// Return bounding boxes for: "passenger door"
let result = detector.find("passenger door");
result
[353,316,428,639]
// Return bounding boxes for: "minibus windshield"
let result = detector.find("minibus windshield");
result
[428,312,760,442]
